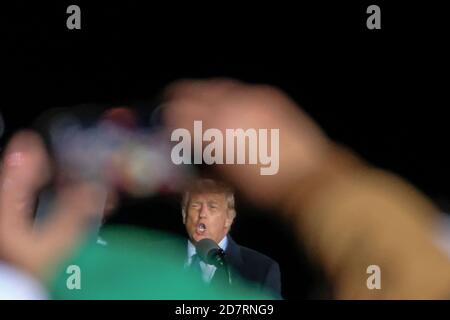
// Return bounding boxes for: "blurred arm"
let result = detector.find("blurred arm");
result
[163,78,450,299]
[284,146,450,299]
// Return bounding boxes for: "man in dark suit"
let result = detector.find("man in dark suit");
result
[181,178,281,298]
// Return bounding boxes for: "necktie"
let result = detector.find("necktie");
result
[211,262,231,286]
[189,254,203,279]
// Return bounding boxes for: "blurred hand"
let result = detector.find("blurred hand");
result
[0,131,106,280]
[163,79,337,208]
[164,79,450,300]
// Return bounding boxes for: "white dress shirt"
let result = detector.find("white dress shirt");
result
[186,236,228,283]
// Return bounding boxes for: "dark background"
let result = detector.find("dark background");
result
[1,1,448,299]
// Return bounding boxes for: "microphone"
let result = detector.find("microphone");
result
[195,238,226,268]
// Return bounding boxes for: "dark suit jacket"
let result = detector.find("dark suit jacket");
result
[210,236,282,298]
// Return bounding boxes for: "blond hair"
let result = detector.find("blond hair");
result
[181,178,236,222]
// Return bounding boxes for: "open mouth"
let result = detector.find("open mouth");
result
[196,223,206,234]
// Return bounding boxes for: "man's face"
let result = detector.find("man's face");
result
[184,192,233,244]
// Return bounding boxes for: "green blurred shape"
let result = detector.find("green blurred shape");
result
[46,226,272,300]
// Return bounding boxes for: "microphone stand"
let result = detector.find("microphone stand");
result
[224,260,232,286]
